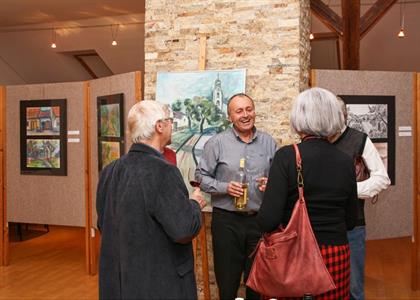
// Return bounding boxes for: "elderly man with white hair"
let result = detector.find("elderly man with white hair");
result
[96,100,206,300]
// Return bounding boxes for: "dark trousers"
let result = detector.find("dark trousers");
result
[211,208,261,300]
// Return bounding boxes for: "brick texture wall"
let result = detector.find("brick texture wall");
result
[144,0,310,145]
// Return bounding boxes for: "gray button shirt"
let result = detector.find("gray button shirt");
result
[196,127,277,212]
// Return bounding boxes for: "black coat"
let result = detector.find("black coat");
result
[97,143,202,300]
[258,139,358,246]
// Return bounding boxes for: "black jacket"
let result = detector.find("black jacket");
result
[258,139,358,245]
[97,143,202,299]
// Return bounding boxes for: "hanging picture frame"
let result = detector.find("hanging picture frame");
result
[97,93,124,171]
[20,99,67,176]
[339,95,396,185]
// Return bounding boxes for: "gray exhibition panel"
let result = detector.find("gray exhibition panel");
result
[89,72,137,228]
[6,82,86,227]
[313,69,414,240]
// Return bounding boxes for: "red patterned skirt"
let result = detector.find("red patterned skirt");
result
[267,244,350,300]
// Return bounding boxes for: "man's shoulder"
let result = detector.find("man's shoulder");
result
[256,129,276,141]
[206,128,233,143]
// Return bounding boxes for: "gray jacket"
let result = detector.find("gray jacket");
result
[97,143,202,299]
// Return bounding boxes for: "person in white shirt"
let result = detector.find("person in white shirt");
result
[331,97,390,300]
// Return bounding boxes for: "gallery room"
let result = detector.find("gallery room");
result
[0,0,420,299]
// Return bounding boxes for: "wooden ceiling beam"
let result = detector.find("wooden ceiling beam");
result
[311,32,339,40]
[360,0,398,38]
[342,0,360,70]
[310,0,343,36]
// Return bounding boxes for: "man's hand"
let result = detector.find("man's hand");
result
[256,177,268,192]
[190,187,207,209]
[227,181,244,198]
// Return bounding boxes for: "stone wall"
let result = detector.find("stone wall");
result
[144,0,310,145]
[144,1,310,298]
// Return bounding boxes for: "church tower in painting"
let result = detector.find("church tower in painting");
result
[212,73,223,111]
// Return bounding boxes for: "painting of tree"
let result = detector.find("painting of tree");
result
[97,93,124,171]
[100,103,121,137]
[156,69,246,197]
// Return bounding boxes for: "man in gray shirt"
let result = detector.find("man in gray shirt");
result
[196,93,277,300]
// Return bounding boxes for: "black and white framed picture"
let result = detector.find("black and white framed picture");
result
[339,95,395,185]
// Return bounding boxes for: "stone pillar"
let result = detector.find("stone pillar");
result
[144,0,310,145]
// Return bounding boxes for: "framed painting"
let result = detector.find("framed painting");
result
[20,99,67,175]
[97,93,124,171]
[339,95,395,184]
[156,69,246,205]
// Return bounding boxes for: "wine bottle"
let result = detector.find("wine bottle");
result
[234,158,248,210]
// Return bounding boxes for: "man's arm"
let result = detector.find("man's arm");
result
[358,137,391,199]
[195,138,229,195]
[151,166,202,243]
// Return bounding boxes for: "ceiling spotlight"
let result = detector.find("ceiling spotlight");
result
[111,24,119,46]
[398,29,405,38]
[309,33,314,40]
[50,28,57,48]
[398,1,406,38]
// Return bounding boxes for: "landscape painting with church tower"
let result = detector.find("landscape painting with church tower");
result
[156,69,246,190]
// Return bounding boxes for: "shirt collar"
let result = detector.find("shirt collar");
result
[231,126,258,143]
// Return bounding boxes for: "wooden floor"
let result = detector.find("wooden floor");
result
[0,226,420,299]
[0,225,97,299]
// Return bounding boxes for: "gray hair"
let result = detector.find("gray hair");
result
[290,87,344,137]
[127,100,171,143]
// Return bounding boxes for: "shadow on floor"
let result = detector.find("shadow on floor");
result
[8,223,49,242]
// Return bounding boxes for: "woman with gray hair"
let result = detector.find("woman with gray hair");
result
[257,87,358,299]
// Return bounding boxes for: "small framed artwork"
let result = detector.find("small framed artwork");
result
[97,93,124,171]
[20,99,67,175]
[339,95,396,185]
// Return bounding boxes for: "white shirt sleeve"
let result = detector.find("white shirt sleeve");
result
[357,137,391,199]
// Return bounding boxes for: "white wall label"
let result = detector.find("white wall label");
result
[68,130,80,135]
[398,132,412,137]
[398,126,412,131]
[68,138,80,143]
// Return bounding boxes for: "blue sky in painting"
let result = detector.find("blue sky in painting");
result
[156,69,246,105]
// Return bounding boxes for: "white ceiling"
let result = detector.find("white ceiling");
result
[0,1,145,85]
[0,0,145,28]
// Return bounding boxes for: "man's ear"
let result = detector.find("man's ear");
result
[155,121,164,134]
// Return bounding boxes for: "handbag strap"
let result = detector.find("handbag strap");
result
[292,144,304,200]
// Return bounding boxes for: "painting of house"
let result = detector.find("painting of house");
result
[26,106,60,136]
[26,139,60,168]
